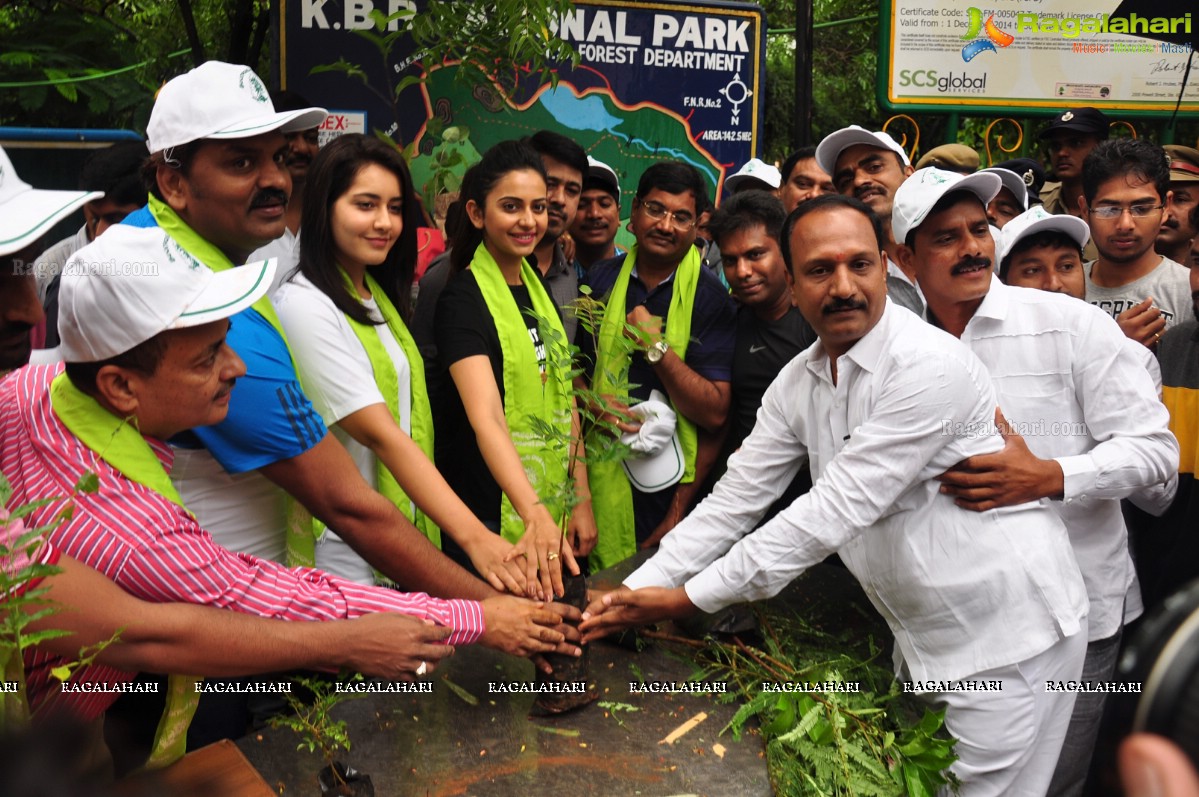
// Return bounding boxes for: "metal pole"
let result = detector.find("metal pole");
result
[795,0,814,148]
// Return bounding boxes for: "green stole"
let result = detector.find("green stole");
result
[316,270,440,548]
[49,374,197,769]
[148,196,291,351]
[468,244,572,542]
[146,197,317,569]
[587,245,700,571]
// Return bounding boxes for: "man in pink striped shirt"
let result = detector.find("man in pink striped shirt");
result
[3,225,578,725]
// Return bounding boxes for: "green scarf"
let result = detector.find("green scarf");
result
[148,196,291,349]
[317,270,440,548]
[49,373,197,769]
[468,244,572,543]
[587,245,700,571]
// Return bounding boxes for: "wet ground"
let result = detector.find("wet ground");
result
[239,555,884,797]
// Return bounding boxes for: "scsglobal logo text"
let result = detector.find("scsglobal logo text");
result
[898,70,988,92]
[1015,13,1191,39]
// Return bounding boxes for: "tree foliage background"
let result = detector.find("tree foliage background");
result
[1,1,1193,160]
[0,1,272,131]
[760,0,885,162]
[1,0,890,156]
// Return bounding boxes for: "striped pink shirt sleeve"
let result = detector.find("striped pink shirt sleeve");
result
[118,518,485,646]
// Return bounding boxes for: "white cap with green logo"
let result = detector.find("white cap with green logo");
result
[146,61,327,154]
[58,225,276,362]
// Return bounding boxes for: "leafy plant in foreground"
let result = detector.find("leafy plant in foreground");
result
[269,673,368,792]
[697,606,959,796]
[0,470,110,730]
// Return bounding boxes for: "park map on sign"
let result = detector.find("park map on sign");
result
[407,63,722,219]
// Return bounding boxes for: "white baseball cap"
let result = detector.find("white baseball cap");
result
[0,146,103,256]
[58,225,276,362]
[979,167,1030,212]
[891,167,1001,246]
[725,158,782,192]
[815,125,911,177]
[620,391,684,493]
[147,61,328,154]
[997,205,1091,265]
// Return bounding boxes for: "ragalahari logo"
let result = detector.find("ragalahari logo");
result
[961,8,1015,62]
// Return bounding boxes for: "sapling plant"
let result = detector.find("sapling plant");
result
[269,673,372,796]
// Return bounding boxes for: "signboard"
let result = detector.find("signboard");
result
[880,0,1199,116]
[279,0,766,209]
[317,110,367,145]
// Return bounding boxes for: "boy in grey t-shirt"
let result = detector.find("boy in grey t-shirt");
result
[1080,138,1186,348]
[1085,256,1192,332]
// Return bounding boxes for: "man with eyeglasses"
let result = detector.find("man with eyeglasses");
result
[577,161,736,569]
[1082,138,1191,349]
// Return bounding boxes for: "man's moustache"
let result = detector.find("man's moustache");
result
[823,299,867,314]
[250,189,289,208]
[951,256,992,274]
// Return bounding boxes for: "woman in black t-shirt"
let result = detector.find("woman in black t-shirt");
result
[433,140,596,601]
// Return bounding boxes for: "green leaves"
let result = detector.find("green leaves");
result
[269,674,367,769]
[597,700,640,729]
[309,57,370,86]
[421,126,482,211]
[1,469,125,728]
[701,607,959,795]
[75,471,99,495]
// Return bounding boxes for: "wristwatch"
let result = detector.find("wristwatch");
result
[645,340,669,365]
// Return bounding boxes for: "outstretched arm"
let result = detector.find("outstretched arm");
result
[337,403,528,596]
[32,554,456,680]
[260,433,496,601]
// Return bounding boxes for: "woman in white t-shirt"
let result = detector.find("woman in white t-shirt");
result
[274,134,527,593]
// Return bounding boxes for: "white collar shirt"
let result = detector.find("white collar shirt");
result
[626,299,1087,683]
[949,277,1178,639]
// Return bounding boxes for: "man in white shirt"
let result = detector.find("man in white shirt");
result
[580,193,1089,796]
[895,168,1178,797]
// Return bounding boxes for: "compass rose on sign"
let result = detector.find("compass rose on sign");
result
[719,75,751,126]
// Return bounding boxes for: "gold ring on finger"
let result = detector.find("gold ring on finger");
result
[547,551,559,561]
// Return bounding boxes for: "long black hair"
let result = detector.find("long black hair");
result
[448,139,547,275]
[298,134,420,323]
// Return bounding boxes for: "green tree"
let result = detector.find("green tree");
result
[0,0,576,137]
[0,1,271,130]
[760,0,887,159]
